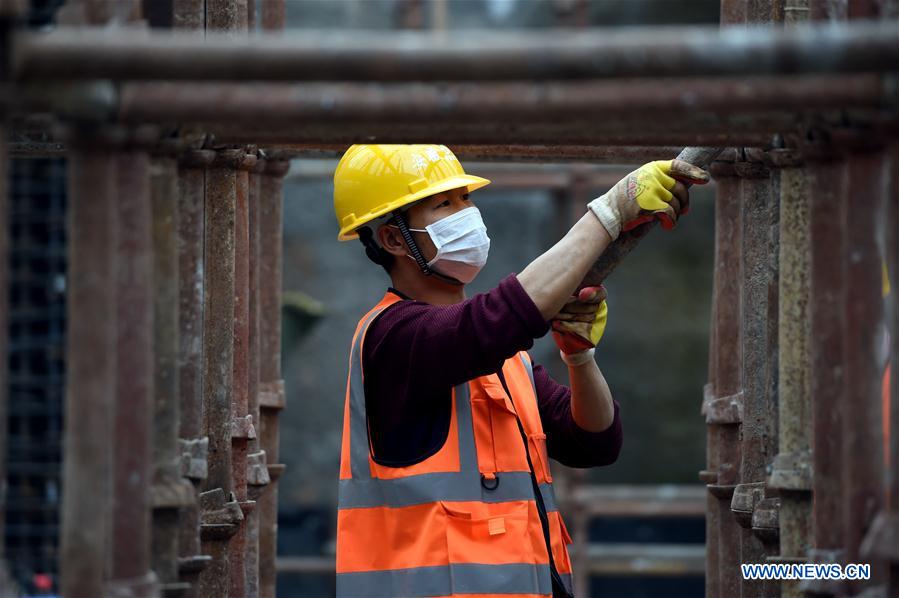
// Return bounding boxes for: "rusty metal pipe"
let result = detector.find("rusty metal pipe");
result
[706,158,744,597]
[199,149,242,598]
[150,150,197,594]
[807,155,849,589]
[229,152,258,598]
[244,158,269,598]
[205,117,790,148]
[259,0,284,31]
[14,21,899,81]
[733,153,779,597]
[114,76,891,124]
[257,159,289,598]
[842,148,887,589]
[768,152,814,598]
[60,128,116,598]
[109,143,157,595]
[177,149,215,594]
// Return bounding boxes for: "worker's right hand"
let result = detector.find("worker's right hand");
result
[587,159,710,240]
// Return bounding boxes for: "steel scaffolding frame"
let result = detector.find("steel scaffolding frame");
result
[0,0,898,595]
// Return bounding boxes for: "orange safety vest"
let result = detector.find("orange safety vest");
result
[336,292,574,598]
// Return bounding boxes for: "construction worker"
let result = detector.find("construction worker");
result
[333,144,708,598]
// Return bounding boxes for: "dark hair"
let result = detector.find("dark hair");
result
[357,223,395,274]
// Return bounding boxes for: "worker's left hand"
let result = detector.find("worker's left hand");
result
[551,286,608,355]
[587,159,710,240]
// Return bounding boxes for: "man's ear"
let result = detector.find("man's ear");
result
[377,223,407,258]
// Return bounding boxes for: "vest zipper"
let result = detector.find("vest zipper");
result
[496,370,573,598]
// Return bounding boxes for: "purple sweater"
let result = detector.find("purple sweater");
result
[361,274,623,468]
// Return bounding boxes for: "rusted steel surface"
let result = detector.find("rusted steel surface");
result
[747,0,785,22]
[199,149,242,598]
[207,0,248,33]
[110,144,157,595]
[116,76,890,124]
[808,154,849,565]
[207,118,784,148]
[765,151,813,598]
[228,151,257,598]
[257,159,288,598]
[705,155,744,598]
[15,21,899,82]
[702,155,744,598]
[150,152,196,594]
[721,0,748,24]
[842,148,887,589]
[61,131,116,598]
[245,158,270,598]
[202,149,241,497]
[733,152,779,597]
[260,0,285,30]
[177,149,215,594]
[441,145,683,163]
[177,150,214,445]
[173,0,204,29]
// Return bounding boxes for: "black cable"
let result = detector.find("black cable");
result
[392,211,464,286]
[392,210,431,274]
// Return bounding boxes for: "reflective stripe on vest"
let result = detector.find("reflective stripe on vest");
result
[337,563,554,598]
[338,305,557,512]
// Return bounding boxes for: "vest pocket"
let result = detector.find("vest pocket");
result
[441,501,534,565]
[471,382,532,476]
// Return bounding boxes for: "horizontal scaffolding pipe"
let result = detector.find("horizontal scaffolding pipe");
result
[206,119,785,147]
[13,20,899,82]
[279,144,684,164]
[113,76,892,124]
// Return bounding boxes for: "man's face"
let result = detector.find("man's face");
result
[402,187,474,260]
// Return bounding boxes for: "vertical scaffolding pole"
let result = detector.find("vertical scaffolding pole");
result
[150,145,196,595]
[109,131,158,597]
[731,150,779,597]
[199,149,244,598]
[61,128,116,598]
[177,149,215,593]
[805,146,849,595]
[229,151,258,598]
[706,152,744,598]
[260,0,285,31]
[842,145,886,590]
[768,148,813,597]
[245,158,271,598]
[258,158,289,598]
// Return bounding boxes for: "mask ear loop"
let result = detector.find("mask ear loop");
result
[392,210,464,286]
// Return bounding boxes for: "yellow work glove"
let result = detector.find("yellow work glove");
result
[551,286,608,357]
[587,159,710,240]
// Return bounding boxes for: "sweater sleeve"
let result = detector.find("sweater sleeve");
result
[361,275,551,465]
[364,274,550,390]
[532,360,623,468]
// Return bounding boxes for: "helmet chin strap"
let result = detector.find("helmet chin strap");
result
[392,212,464,286]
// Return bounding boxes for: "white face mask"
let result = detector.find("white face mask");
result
[407,207,490,284]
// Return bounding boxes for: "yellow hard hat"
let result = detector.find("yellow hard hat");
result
[333,144,490,241]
